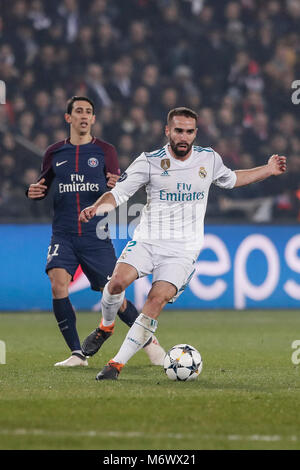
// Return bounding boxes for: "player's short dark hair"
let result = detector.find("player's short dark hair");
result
[167,107,198,125]
[66,96,95,115]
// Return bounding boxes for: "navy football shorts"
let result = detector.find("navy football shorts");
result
[46,232,117,291]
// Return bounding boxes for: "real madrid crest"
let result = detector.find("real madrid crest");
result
[199,166,207,178]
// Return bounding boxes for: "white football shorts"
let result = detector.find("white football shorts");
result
[117,240,196,303]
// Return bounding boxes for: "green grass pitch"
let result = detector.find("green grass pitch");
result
[0,309,300,450]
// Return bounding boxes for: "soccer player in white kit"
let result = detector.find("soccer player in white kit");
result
[79,107,287,380]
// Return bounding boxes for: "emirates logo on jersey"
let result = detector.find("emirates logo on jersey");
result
[199,166,207,178]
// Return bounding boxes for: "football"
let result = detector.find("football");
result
[163,344,203,381]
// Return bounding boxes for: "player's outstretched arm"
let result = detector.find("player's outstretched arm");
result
[79,192,117,223]
[234,154,287,187]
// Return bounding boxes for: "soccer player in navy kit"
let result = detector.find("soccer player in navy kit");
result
[27,96,165,367]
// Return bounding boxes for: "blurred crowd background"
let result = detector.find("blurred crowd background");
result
[0,0,300,223]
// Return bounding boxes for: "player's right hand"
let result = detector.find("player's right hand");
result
[27,178,48,199]
[79,206,97,223]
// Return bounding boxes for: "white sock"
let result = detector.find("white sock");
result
[101,283,125,327]
[113,313,158,365]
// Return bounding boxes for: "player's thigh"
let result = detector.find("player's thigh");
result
[46,233,79,283]
[108,240,154,293]
[152,257,195,304]
[108,261,139,293]
[116,240,153,278]
[77,236,118,291]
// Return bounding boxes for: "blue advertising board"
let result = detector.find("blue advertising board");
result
[0,224,299,311]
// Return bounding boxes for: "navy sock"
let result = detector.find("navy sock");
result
[53,297,81,352]
[117,299,139,327]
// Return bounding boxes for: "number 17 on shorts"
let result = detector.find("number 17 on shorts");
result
[47,243,60,261]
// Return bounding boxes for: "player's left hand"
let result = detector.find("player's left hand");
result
[106,172,120,188]
[268,154,287,175]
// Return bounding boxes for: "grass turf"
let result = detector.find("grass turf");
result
[0,310,300,450]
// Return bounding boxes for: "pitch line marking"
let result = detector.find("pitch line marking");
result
[0,429,298,442]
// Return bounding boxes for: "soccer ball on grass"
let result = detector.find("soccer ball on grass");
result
[163,344,203,381]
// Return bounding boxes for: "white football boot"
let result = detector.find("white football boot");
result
[143,336,166,366]
[54,352,88,367]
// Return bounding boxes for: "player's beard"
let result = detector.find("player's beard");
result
[169,138,194,157]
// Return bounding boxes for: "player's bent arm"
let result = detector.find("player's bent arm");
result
[80,152,151,222]
[27,178,48,199]
[27,145,56,199]
[234,154,287,188]
[79,192,117,222]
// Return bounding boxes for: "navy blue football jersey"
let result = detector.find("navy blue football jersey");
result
[37,137,120,234]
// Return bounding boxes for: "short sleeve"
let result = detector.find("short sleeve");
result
[212,150,236,189]
[110,152,150,206]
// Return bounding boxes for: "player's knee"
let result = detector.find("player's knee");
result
[108,277,127,295]
[49,275,69,298]
[146,292,169,311]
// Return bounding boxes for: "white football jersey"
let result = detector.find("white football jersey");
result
[110,144,236,258]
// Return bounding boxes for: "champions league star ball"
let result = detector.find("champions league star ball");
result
[163,344,203,381]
